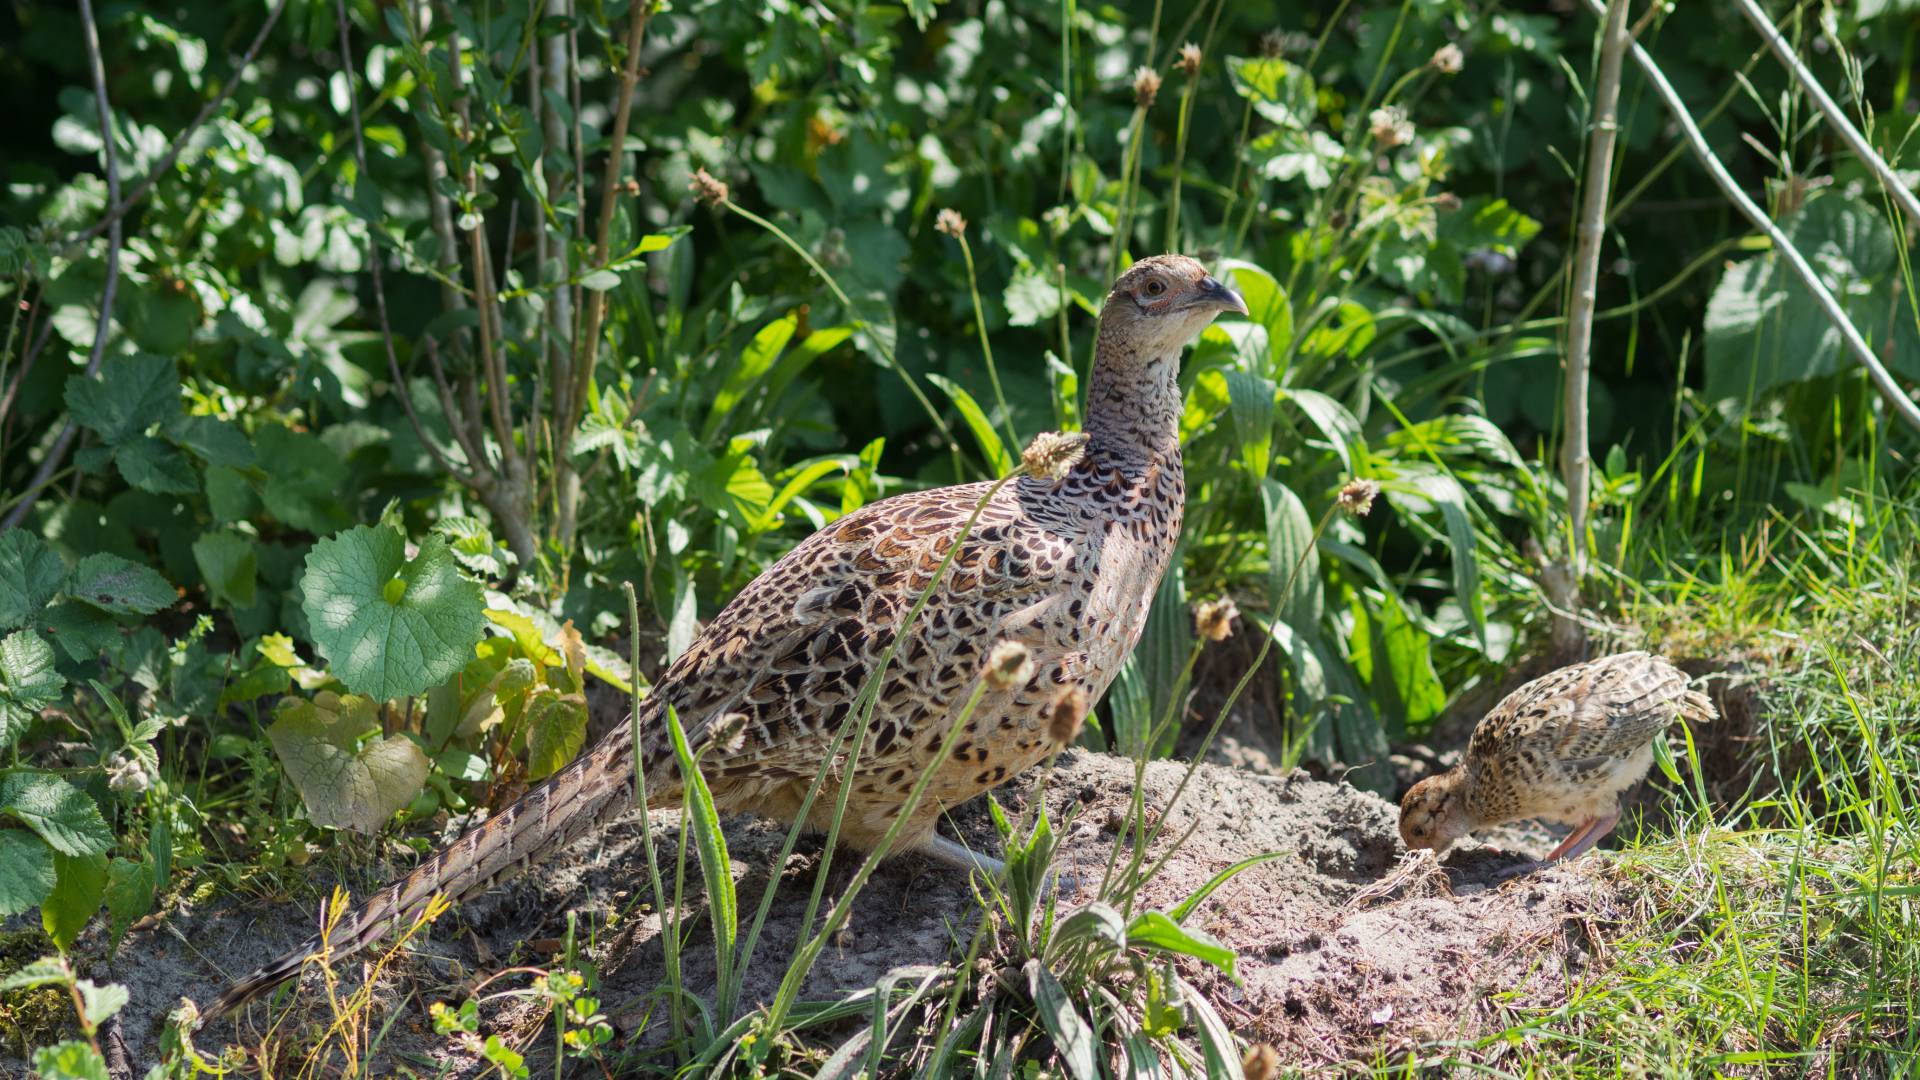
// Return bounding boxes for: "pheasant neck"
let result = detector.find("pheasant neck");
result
[1083,332,1184,465]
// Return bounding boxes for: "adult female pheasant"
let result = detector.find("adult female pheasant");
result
[1398,651,1715,873]
[209,254,1246,1016]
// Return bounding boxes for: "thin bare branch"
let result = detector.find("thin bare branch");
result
[1586,0,1920,432]
[572,0,653,414]
[75,0,292,243]
[3,0,125,532]
[1549,0,1631,658]
[333,0,477,488]
[1734,0,1920,232]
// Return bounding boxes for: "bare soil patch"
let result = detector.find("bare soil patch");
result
[7,746,1622,1076]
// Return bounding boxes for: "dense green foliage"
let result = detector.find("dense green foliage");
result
[2,0,1918,1073]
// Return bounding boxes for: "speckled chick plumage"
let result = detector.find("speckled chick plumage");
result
[208,255,1247,1018]
[1399,651,1714,863]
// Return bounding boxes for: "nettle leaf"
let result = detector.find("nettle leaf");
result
[32,1040,111,1080]
[1,630,66,749]
[0,829,55,916]
[0,531,67,630]
[113,435,201,494]
[256,424,351,534]
[63,353,182,444]
[522,690,587,780]
[169,414,257,468]
[0,772,113,857]
[301,526,487,700]
[191,531,258,609]
[267,692,430,833]
[69,553,176,616]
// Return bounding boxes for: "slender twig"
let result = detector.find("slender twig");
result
[3,0,123,532]
[74,0,291,243]
[1584,0,1920,431]
[572,0,652,385]
[334,0,477,489]
[953,228,1018,451]
[1551,0,1631,659]
[1734,0,1920,231]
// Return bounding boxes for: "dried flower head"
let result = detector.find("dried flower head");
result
[1194,597,1240,643]
[690,167,729,207]
[1132,66,1162,108]
[935,208,967,237]
[1338,478,1380,517]
[1021,430,1089,482]
[708,712,750,755]
[1429,43,1464,74]
[1258,29,1287,58]
[1177,42,1202,77]
[984,640,1036,690]
[1045,685,1089,746]
[1434,191,1462,212]
[1242,1044,1280,1080]
[1369,106,1415,149]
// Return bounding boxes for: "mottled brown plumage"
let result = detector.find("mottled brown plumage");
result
[208,255,1246,1017]
[1399,651,1714,872]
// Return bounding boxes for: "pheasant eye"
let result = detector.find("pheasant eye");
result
[1146,280,1166,296]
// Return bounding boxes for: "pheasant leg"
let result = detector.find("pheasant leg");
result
[1542,810,1619,863]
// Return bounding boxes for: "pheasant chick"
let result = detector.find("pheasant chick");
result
[1399,651,1714,873]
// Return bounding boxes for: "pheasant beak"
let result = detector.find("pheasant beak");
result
[1187,275,1248,317]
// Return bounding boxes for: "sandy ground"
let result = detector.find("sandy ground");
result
[1,742,1619,1078]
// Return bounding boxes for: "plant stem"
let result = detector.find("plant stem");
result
[956,232,1019,451]
[1553,0,1631,659]
[1734,0,1920,231]
[2,0,123,533]
[623,581,683,1042]
[719,198,962,461]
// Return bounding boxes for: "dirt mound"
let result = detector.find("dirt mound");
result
[21,753,1612,1075]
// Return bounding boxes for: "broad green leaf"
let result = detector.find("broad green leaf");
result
[1126,911,1237,976]
[0,531,66,630]
[927,373,1012,475]
[192,531,258,609]
[1024,960,1097,1080]
[43,851,107,949]
[579,268,622,291]
[751,455,856,534]
[113,435,200,494]
[1219,261,1292,364]
[169,415,256,468]
[0,772,112,857]
[1004,264,1061,327]
[1260,479,1319,626]
[522,691,587,780]
[1226,55,1316,128]
[1285,389,1366,472]
[32,1041,111,1080]
[0,956,68,990]
[75,978,129,1027]
[1369,590,1446,729]
[302,526,486,700]
[267,692,430,833]
[104,856,156,949]
[1224,370,1277,478]
[63,353,181,444]
[1703,193,1914,399]
[1,630,65,749]
[256,424,351,533]
[0,829,55,916]
[68,553,175,616]
[38,603,117,664]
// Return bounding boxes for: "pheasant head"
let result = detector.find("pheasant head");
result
[1398,769,1473,852]
[1098,254,1248,355]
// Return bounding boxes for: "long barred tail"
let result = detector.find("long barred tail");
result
[208,706,664,1019]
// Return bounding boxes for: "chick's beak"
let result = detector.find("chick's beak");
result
[1189,275,1248,317]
